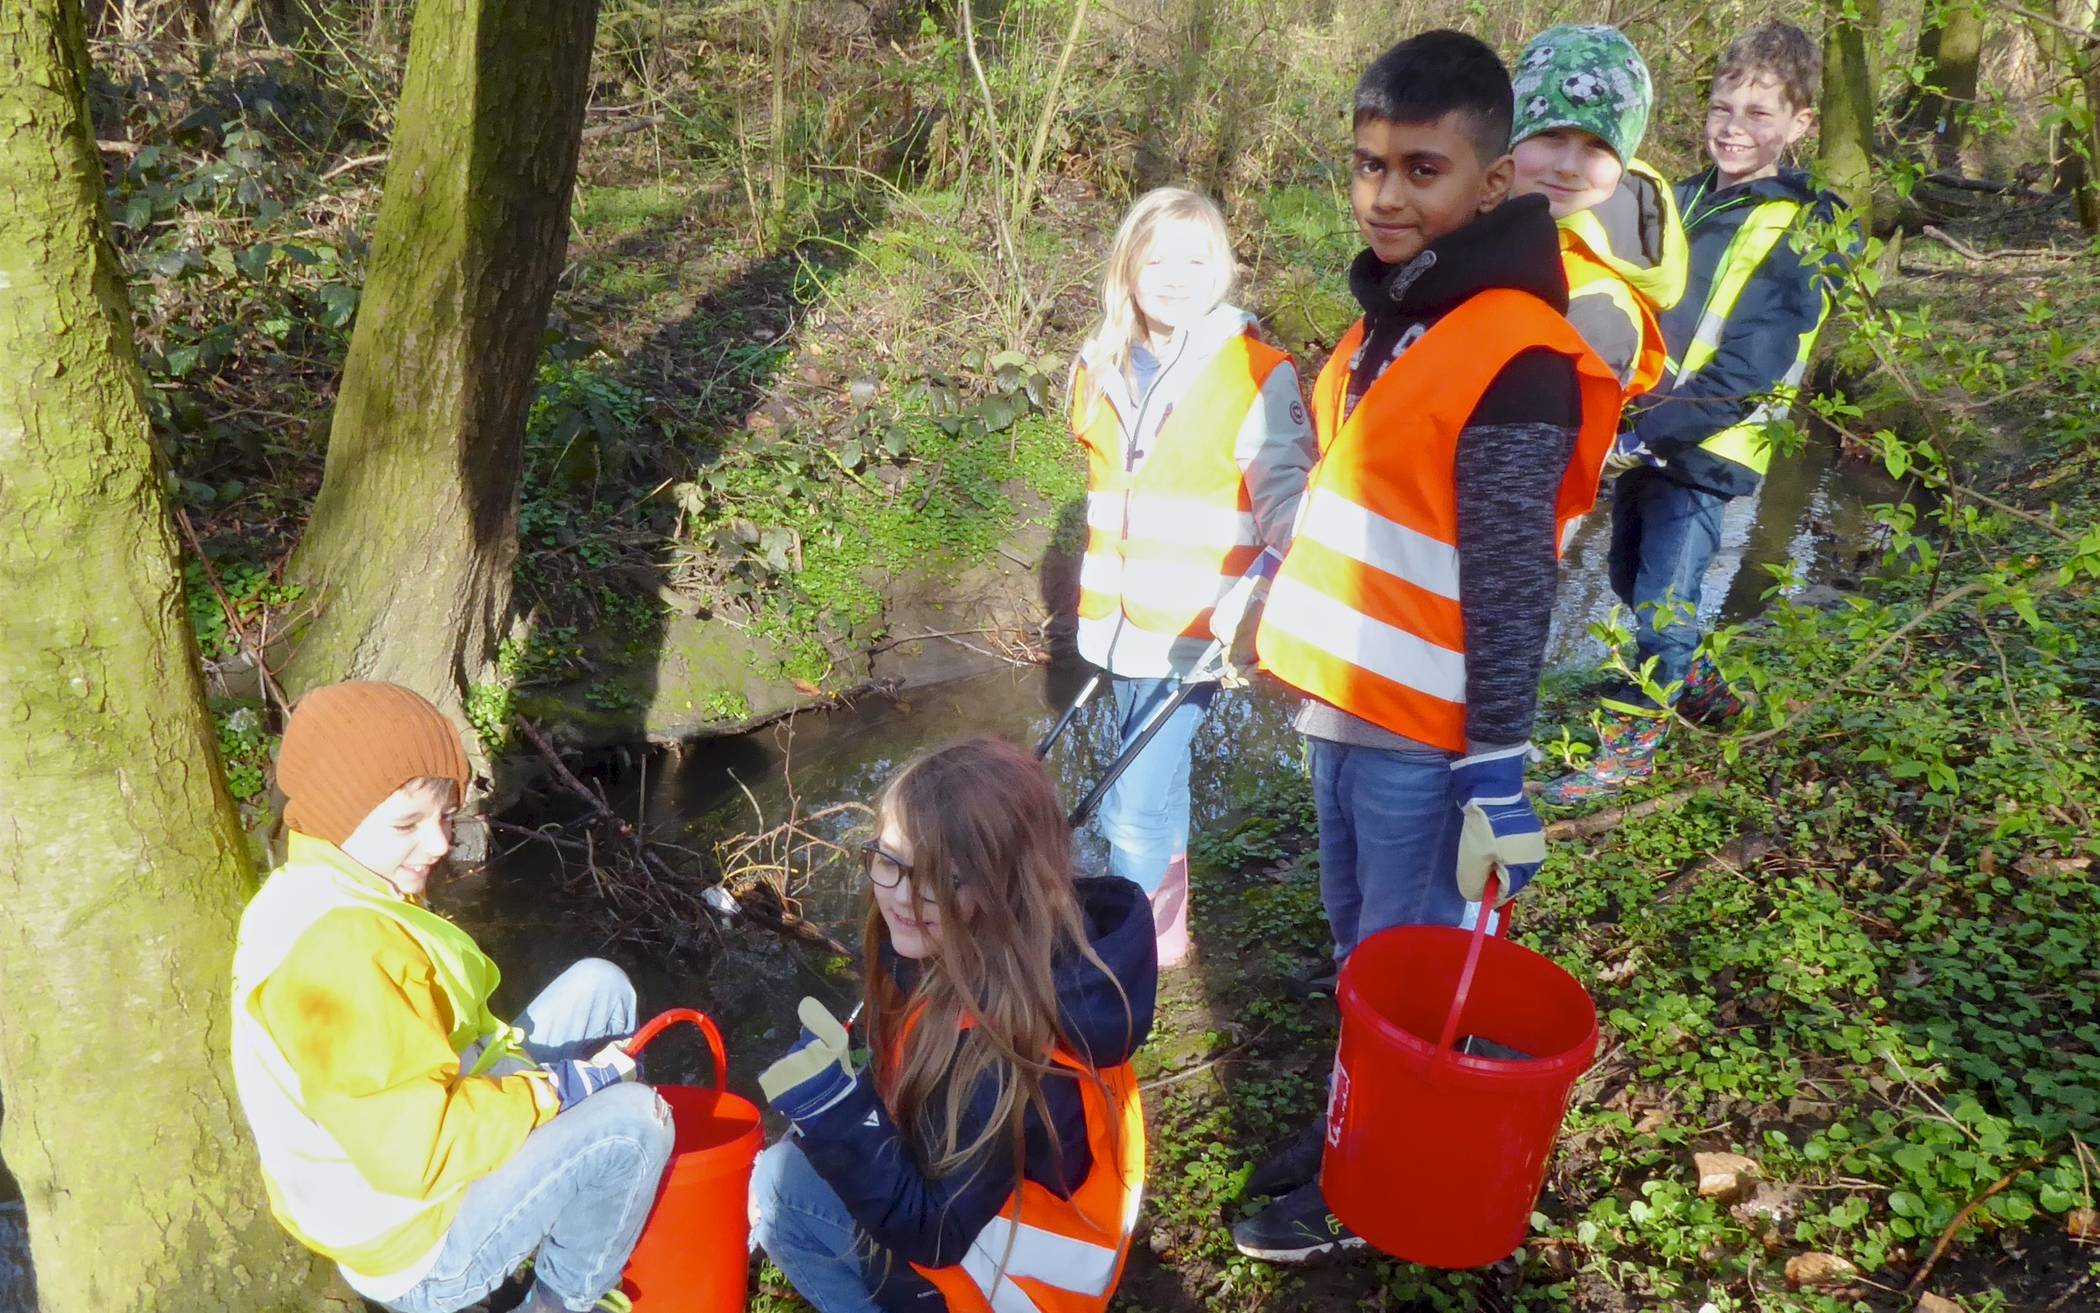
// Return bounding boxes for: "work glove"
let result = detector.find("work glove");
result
[1449,744,1546,904]
[546,1039,639,1112]
[1602,430,1656,474]
[757,996,861,1123]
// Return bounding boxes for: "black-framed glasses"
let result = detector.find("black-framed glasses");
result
[859,840,912,889]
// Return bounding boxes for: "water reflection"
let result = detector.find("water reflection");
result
[459,436,1895,1093]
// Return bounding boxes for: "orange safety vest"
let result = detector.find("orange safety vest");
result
[1564,238,1668,399]
[892,1015,1146,1313]
[1073,334,1287,653]
[1257,289,1620,752]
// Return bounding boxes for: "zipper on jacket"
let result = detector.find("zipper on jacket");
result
[1104,330,1194,674]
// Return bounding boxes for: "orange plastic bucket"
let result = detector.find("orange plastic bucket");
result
[621,1009,764,1312]
[1322,877,1597,1269]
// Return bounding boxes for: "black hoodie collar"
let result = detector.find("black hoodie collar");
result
[1348,192,1569,325]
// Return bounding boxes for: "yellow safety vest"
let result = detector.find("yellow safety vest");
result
[229,834,530,1281]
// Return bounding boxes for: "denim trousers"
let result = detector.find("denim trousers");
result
[750,1138,901,1313]
[1607,467,1729,709]
[1094,675,1218,895]
[1310,738,1466,962]
[383,959,676,1313]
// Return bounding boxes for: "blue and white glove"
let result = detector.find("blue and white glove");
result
[757,997,862,1123]
[1603,430,1657,474]
[546,1040,639,1112]
[1449,745,1546,904]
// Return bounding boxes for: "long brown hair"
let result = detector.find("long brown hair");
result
[862,737,1130,1197]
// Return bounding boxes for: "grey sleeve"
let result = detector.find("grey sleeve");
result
[1234,361,1319,552]
[1455,350,1583,750]
[1565,291,1640,388]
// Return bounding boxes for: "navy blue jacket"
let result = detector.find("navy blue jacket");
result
[1630,167,1849,498]
[793,876,1158,1308]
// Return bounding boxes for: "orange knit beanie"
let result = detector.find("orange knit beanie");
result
[278,681,471,845]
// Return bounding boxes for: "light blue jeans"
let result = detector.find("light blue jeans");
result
[383,959,676,1313]
[750,1138,898,1313]
[1310,738,1466,961]
[1095,675,1218,894]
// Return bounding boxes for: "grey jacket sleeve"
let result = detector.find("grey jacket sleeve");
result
[1565,290,1640,389]
[1234,360,1319,553]
[1454,349,1582,751]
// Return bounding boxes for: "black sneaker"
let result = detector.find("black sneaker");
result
[1231,1180,1365,1262]
[1244,1122,1326,1199]
[1283,963,1339,1000]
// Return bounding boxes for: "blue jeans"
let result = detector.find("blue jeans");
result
[1310,738,1465,961]
[1608,468,1728,709]
[751,1138,928,1313]
[1095,675,1217,895]
[384,959,676,1313]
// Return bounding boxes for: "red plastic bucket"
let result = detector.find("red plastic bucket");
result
[1322,877,1597,1269]
[621,1009,764,1312]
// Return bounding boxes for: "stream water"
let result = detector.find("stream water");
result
[457,432,1900,1097]
[0,439,1896,1311]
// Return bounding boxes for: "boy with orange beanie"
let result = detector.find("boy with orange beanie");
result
[229,681,673,1313]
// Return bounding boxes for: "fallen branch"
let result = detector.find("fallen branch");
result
[174,507,289,718]
[1919,224,2072,262]
[581,116,665,143]
[1544,787,1706,842]
[1906,1157,2047,1293]
[319,152,389,181]
[516,718,853,957]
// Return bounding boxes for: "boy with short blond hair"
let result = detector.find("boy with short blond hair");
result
[1544,19,1852,805]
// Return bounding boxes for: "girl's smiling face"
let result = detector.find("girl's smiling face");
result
[869,810,948,959]
[1131,217,1227,339]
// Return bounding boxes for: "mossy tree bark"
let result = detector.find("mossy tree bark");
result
[2035,0,2100,231]
[285,0,600,731]
[1903,1,1985,169]
[0,5,359,1311]
[1820,0,1882,231]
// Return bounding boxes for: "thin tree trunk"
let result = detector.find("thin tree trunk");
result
[1904,2,1986,168]
[2032,0,2100,230]
[285,0,601,736]
[0,4,359,1310]
[1821,0,1882,231]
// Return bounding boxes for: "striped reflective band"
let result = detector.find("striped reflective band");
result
[1294,486,1461,599]
[956,1215,1123,1313]
[1678,201,1800,378]
[1262,573,1467,703]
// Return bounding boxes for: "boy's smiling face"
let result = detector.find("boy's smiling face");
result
[1706,73,1814,187]
[1350,112,1513,266]
[1511,127,1625,219]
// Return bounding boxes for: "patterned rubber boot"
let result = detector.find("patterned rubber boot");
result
[1676,654,1747,726]
[1538,710,1668,806]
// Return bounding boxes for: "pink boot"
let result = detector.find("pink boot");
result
[1151,854,1192,968]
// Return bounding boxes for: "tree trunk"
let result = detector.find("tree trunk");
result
[1820,0,1882,231]
[1904,1,1985,169]
[0,5,360,1311]
[285,0,601,734]
[2034,0,2100,231]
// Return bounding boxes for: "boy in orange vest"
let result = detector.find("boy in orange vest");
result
[1237,29,1619,1261]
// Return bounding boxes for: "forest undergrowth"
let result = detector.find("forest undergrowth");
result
[70,2,2100,1307]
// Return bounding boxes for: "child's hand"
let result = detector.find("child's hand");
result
[1603,430,1658,474]
[1449,746,1546,904]
[757,996,861,1122]
[545,1040,639,1112]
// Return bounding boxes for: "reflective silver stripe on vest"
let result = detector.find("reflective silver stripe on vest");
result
[955,1213,1123,1313]
[1294,486,1461,599]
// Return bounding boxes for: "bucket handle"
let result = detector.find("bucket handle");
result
[1432,870,1501,1062]
[622,1008,729,1090]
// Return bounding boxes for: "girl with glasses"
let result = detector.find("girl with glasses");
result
[749,737,1158,1313]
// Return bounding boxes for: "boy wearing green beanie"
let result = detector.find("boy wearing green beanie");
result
[1508,24,1687,397]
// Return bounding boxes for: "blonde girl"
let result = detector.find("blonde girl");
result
[749,737,1157,1313]
[1070,187,1316,966]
